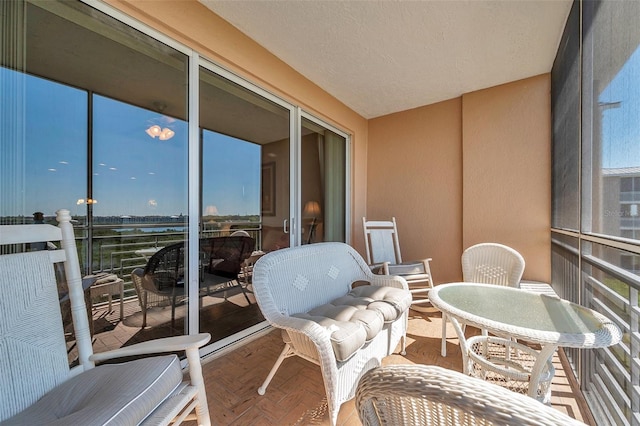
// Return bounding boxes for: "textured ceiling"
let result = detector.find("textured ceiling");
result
[200,0,572,119]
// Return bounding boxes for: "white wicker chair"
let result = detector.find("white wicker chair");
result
[356,365,586,426]
[0,209,211,426]
[441,242,525,356]
[362,217,434,311]
[252,242,410,426]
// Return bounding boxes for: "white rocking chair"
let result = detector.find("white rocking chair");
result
[362,217,434,311]
[0,209,211,425]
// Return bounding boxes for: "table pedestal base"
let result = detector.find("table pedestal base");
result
[467,335,555,403]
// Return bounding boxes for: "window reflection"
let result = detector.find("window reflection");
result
[23,73,88,221]
[92,94,187,219]
[201,130,260,235]
[301,117,347,245]
[595,44,640,241]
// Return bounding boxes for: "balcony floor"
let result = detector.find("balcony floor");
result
[193,306,593,426]
[89,289,262,353]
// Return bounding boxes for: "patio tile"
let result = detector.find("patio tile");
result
[194,307,593,425]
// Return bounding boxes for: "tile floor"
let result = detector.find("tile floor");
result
[88,289,262,353]
[195,305,593,425]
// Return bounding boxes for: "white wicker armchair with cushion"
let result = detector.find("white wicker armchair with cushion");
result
[251,242,412,426]
[0,209,211,426]
[355,365,586,426]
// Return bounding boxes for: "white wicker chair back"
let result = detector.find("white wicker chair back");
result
[252,242,374,318]
[356,365,586,426]
[462,242,525,287]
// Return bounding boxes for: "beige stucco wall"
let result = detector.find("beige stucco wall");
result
[368,99,463,284]
[368,75,551,283]
[105,0,370,252]
[462,75,551,282]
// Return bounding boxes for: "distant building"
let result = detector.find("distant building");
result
[603,167,640,273]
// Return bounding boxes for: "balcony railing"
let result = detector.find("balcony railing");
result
[77,222,263,302]
[552,231,640,424]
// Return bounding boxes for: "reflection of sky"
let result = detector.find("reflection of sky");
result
[600,45,640,169]
[2,69,260,217]
[92,95,190,217]
[203,131,260,217]
[22,74,87,217]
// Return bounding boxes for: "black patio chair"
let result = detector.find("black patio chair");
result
[140,236,255,327]
[200,235,255,304]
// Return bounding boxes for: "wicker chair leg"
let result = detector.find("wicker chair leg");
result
[258,343,294,395]
[171,294,177,328]
[441,312,448,356]
[239,282,252,305]
[142,291,148,328]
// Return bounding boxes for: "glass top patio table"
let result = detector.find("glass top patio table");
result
[429,282,621,400]
[430,282,620,347]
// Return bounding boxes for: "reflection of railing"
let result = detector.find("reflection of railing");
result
[86,223,262,301]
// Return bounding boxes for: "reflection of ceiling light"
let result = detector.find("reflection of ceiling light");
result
[146,125,162,138]
[146,125,174,140]
[159,128,175,140]
[77,198,98,205]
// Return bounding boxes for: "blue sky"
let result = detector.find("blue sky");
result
[600,45,640,169]
[3,69,261,218]
[91,95,261,217]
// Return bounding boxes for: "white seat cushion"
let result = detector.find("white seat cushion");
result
[346,284,412,322]
[289,284,411,362]
[292,309,371,362]
[2,355,182,425]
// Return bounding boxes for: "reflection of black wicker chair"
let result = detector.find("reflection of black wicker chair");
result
[200,236,255,304]
[138,242,188,328]
[138,237,255,328]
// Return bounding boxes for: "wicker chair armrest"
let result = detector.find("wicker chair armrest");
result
[270,314,335,354]
[268,314,339,368]
[90,333,211,363]
[367,273,409,290]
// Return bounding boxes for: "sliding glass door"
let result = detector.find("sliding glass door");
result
[2,0,191,346]
[199,64,291,343]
